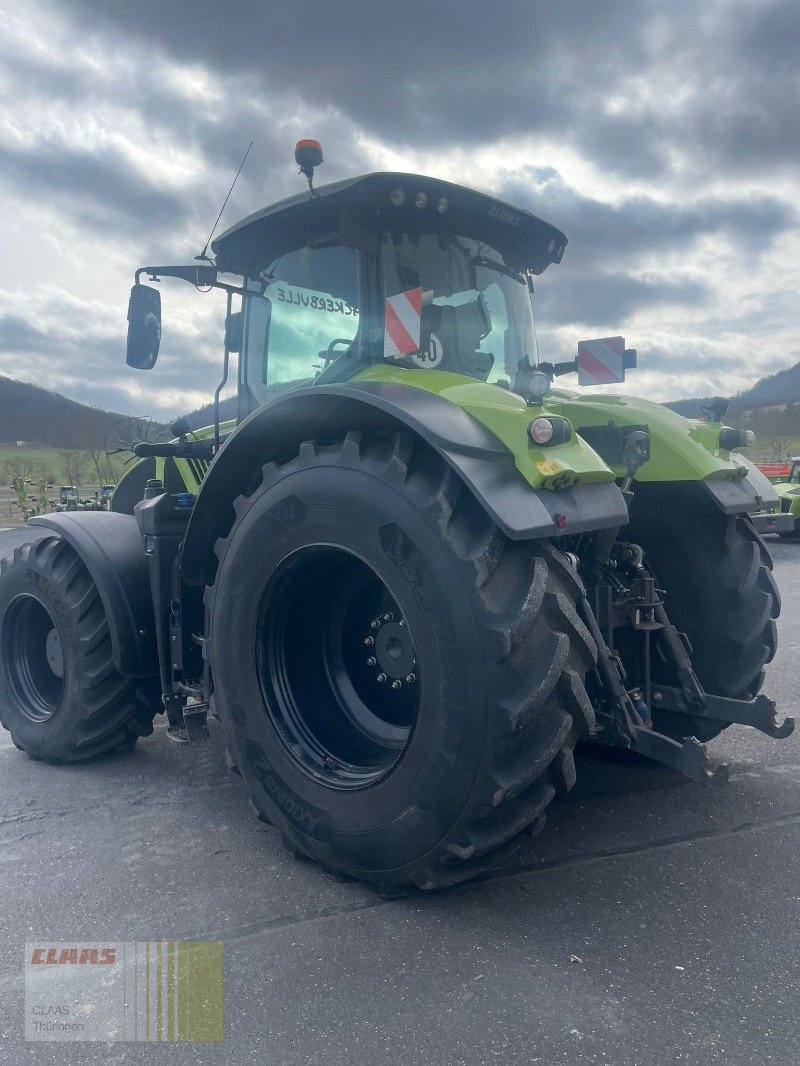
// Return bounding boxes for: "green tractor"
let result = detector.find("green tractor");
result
[56,485,80,512]
[0,144,793,893]
[82,485,117,512]
[759,458,800,538]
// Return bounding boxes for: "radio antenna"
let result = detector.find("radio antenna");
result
[195,140,254,263]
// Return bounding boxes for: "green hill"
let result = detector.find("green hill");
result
[663,361,800,455]
[664,361,800,420]
[0,375,124,450]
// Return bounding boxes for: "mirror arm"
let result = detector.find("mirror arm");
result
[214,290,234,453]
[134,264,248,297]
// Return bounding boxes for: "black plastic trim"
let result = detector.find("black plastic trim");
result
[701,468,779,515]
[27,512,158,678]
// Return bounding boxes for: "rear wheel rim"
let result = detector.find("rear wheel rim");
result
[1,595,65,722]
[257,547,420,789]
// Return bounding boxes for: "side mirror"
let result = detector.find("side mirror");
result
[126,284,161,369]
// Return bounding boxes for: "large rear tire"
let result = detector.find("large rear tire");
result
[627,494,779,742]
[0,536,161,763]
[206,431,597,893]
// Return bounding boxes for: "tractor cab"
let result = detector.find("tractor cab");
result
[125,146,639,443]
[58,486,79,512]
[125,161,576,417]
[213,173,567,412]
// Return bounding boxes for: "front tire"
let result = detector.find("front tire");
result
[0,537,161,762]
[207,431,597,893]
[627,492,779,742]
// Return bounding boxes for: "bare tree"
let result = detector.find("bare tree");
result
[85,404,117,485]
[4,456,40,485]
[86,444,110,486]
[765,432,796,457]
[62,450,88,488]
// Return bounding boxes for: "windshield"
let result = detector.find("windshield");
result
[380,232,538,384]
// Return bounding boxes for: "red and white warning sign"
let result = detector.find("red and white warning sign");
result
[577,336,626,386]
[384,288,422,359]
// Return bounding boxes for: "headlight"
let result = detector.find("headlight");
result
[719,428,755,450]
[527,416,571,446]
[528,417,554,444]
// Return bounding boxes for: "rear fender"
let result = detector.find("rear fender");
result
[182,381,628,586]
[27,512,158,677]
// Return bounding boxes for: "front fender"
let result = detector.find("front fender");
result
[27,512,157,677]
[182,380,628,586]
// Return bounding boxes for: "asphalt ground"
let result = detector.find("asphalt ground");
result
[0,526,798,1065]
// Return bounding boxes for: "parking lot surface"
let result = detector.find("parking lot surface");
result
[0,528,798,1064]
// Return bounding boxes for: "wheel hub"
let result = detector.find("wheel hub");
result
[45,628,64,679]
[367,616,416,686]
[257,547,421,787]
[1,594,65,722]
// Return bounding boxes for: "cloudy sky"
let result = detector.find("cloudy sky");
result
[0,0,798,416]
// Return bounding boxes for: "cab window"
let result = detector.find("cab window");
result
[242,244,359,406]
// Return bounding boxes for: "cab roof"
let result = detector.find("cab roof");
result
[212,172,567,278]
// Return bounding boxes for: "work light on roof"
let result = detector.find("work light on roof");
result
[294,138,323,197]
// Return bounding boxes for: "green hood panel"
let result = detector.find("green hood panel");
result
[354,366,615,490]
[354,367,750,488]
[545,388,750,483]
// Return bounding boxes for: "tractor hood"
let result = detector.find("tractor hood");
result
[212,172,567,278]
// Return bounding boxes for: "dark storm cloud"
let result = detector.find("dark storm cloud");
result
[502,166,795,264]
[499,165,795,330]
[51,0,680,182]
[537,275,711,327]
[0,295,227,416]
[0,139,191,238]
[55,0,800,179]
[0,20,373,257]
[681,1,800,173]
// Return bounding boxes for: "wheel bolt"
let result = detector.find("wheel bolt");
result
[376,673,387,684]
[370,619,380,630]
[391,680,402,690]
[367,656,377,666]
[364,636,374,646]
[383,612,394,622]
[405,673,415,684]
[398,620,405,627]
